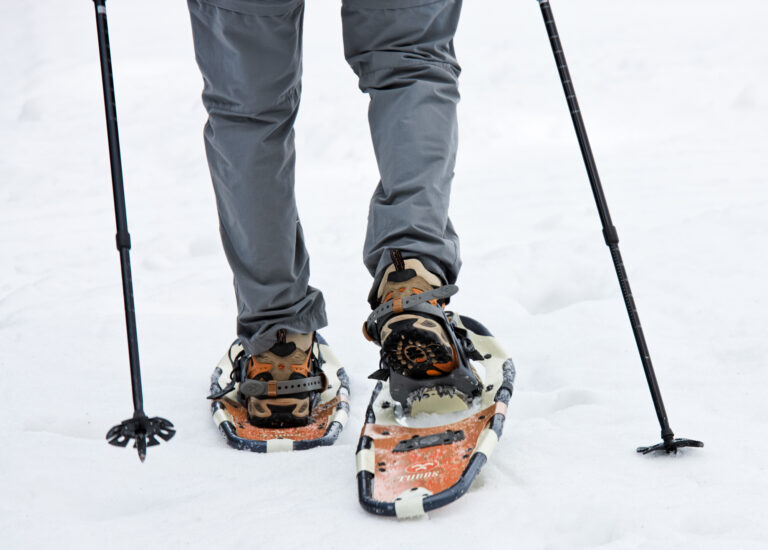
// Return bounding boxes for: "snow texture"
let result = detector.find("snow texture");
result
[2,0,767,548]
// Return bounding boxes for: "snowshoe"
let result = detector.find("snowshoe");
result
[208,333,349,452]
[357,252,514,517]
[357,313,514,517]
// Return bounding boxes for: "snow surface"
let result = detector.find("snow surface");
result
[2,0,767,548]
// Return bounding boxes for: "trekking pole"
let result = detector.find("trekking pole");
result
[93,0,175,461]
[535,0,702,454]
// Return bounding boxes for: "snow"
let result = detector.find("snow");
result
[2,0,767,548]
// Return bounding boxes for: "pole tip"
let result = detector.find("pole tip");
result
[106,415,176,462]
[637,438,703,455]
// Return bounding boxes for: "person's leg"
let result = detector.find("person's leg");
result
[188,0,326,355]
[343,1,481,411]
[341,0,463,304]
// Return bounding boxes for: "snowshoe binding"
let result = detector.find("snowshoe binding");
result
[363,251,483,415]
[208,331,349,452]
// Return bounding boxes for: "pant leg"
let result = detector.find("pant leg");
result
[188,0,327,355]
[341,0,463,305]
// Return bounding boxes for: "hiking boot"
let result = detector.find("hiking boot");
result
[376,256,459,378]
[240,330,325,428]
[364,250,482,413]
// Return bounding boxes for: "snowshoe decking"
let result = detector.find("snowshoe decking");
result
[356,314,515,518]
[209,334,349,452]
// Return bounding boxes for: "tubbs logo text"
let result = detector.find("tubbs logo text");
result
[398,471,440,482]
[400,460,441,481]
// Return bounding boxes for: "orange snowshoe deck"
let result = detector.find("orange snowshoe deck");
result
[356,315,515,518]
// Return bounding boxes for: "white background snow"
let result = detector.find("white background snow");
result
[1,0,767,548]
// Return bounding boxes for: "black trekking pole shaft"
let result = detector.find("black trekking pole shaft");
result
[94,0,175,461]
[93,0,144,416]
[536,1,675,442]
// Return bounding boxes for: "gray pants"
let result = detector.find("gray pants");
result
[188,0,462,355]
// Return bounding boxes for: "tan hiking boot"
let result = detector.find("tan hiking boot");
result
[242,330,323,427]
[374,254,459,378]
[363,250,483,413]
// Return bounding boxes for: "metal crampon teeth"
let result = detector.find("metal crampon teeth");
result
[408,385,459,403]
